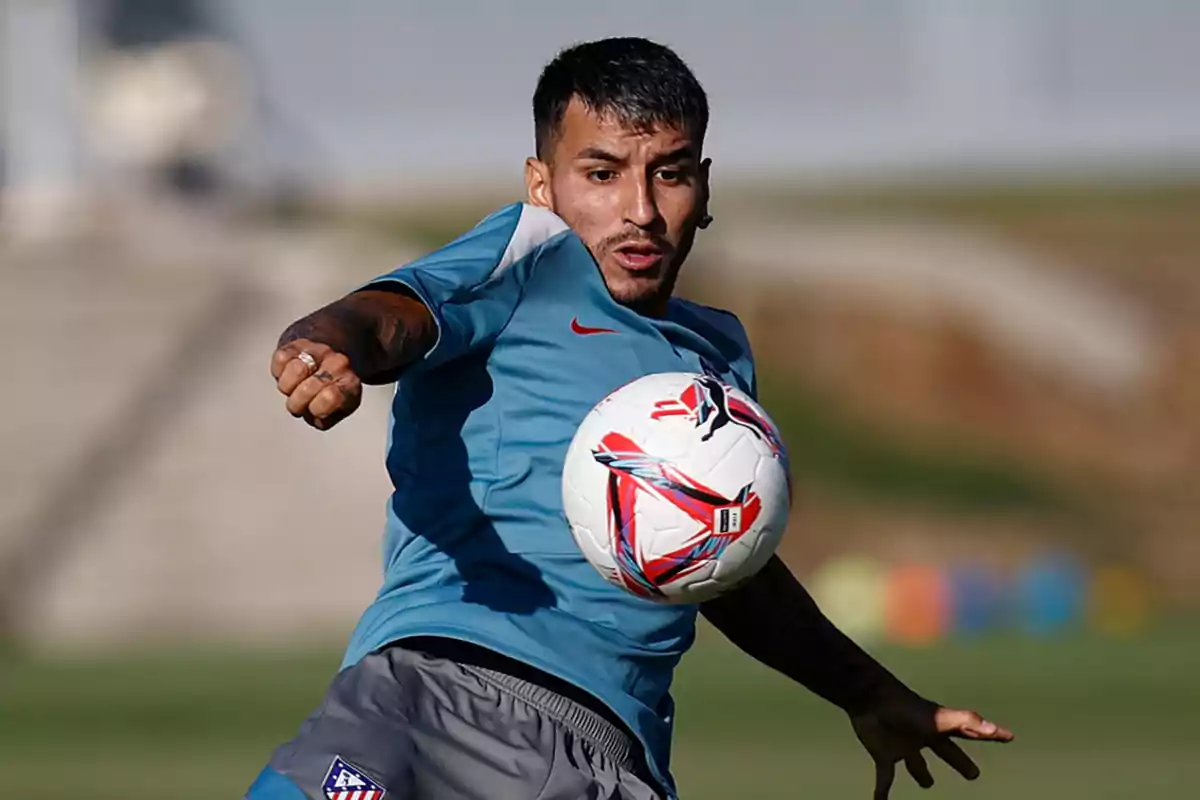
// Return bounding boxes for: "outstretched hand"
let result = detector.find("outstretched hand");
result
[852,698,1014,799]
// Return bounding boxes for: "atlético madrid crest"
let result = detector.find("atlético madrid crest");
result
[323,756,386,800]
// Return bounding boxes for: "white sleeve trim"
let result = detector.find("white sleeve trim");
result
[491,204,571,280]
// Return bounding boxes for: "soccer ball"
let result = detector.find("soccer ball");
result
[562,372,791,604]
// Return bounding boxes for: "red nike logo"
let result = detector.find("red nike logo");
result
[571,317,617,336]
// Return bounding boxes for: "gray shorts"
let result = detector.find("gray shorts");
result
[255,638,665,800]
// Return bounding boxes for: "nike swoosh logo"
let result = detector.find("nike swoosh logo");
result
[571,317,618,336]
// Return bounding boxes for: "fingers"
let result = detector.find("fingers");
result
[873,760,895,800]
[285,370,324,416]
[929,707,1011,783]
[303,406,352,431]
[936,708,1015,742]
[930,738,980,781]
[272,341,314,380]
[286,374,347,418]
[295,381,360,430]
[275,347,362,429]
[270,343,299,380]
[290,352,352,415]
[273,341,331,394]
[904,752,935,789]
[286,370,361,421]
[961,718,1014,742]
[307,375,359,420]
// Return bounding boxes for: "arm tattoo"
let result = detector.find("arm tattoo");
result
[277,289,434,384]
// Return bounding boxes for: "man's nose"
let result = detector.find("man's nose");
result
[623,176,660,229]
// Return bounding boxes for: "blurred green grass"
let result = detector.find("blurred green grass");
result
[2,623,1195,799]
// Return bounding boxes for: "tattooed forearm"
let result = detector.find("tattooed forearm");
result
[277,288,436,384]
[278,306,365,355]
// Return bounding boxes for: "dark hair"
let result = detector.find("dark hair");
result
[533,37,709,159]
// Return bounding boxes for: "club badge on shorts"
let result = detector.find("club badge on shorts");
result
[322,755,386,800]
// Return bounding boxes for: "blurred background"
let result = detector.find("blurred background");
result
[2,1,1198,797]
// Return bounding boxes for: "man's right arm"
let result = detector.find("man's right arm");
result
[271,203,558,430]
[270,287,436,430]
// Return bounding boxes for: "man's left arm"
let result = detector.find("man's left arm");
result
[700,555,1014,799]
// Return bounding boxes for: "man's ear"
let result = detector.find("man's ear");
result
[525,157,553,209]
[698,157,713,229]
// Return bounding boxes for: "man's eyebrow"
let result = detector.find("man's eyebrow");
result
[650,146,698,166]
[575,147,623,163]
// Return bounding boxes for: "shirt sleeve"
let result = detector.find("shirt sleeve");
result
[362,203,569,369]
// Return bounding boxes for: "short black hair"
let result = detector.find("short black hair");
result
[533,37,709,160]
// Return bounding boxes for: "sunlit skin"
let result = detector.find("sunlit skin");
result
[525,98,711,317]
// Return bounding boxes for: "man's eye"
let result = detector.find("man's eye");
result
[656,168,685,184]
[588,170,617,183]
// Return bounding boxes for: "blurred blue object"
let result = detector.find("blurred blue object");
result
[948,562,1005,636]
[1015,553,1087,636]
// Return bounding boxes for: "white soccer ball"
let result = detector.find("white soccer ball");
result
[562,372,792,604]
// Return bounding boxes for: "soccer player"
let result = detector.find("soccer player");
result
[246,37,1013,800]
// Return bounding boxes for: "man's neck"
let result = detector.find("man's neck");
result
[626,294,672,319]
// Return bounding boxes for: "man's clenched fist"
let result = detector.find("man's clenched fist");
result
[271,339,363,430]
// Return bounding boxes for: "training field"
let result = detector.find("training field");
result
[1,623,1193,799]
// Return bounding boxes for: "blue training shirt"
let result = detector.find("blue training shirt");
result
[342,202,757,796]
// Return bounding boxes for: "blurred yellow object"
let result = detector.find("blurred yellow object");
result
[1089,565,1153,637]
[885,564,950,647]
[807,555,887,645]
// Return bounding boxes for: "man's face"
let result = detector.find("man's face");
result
[526,98,710,316]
